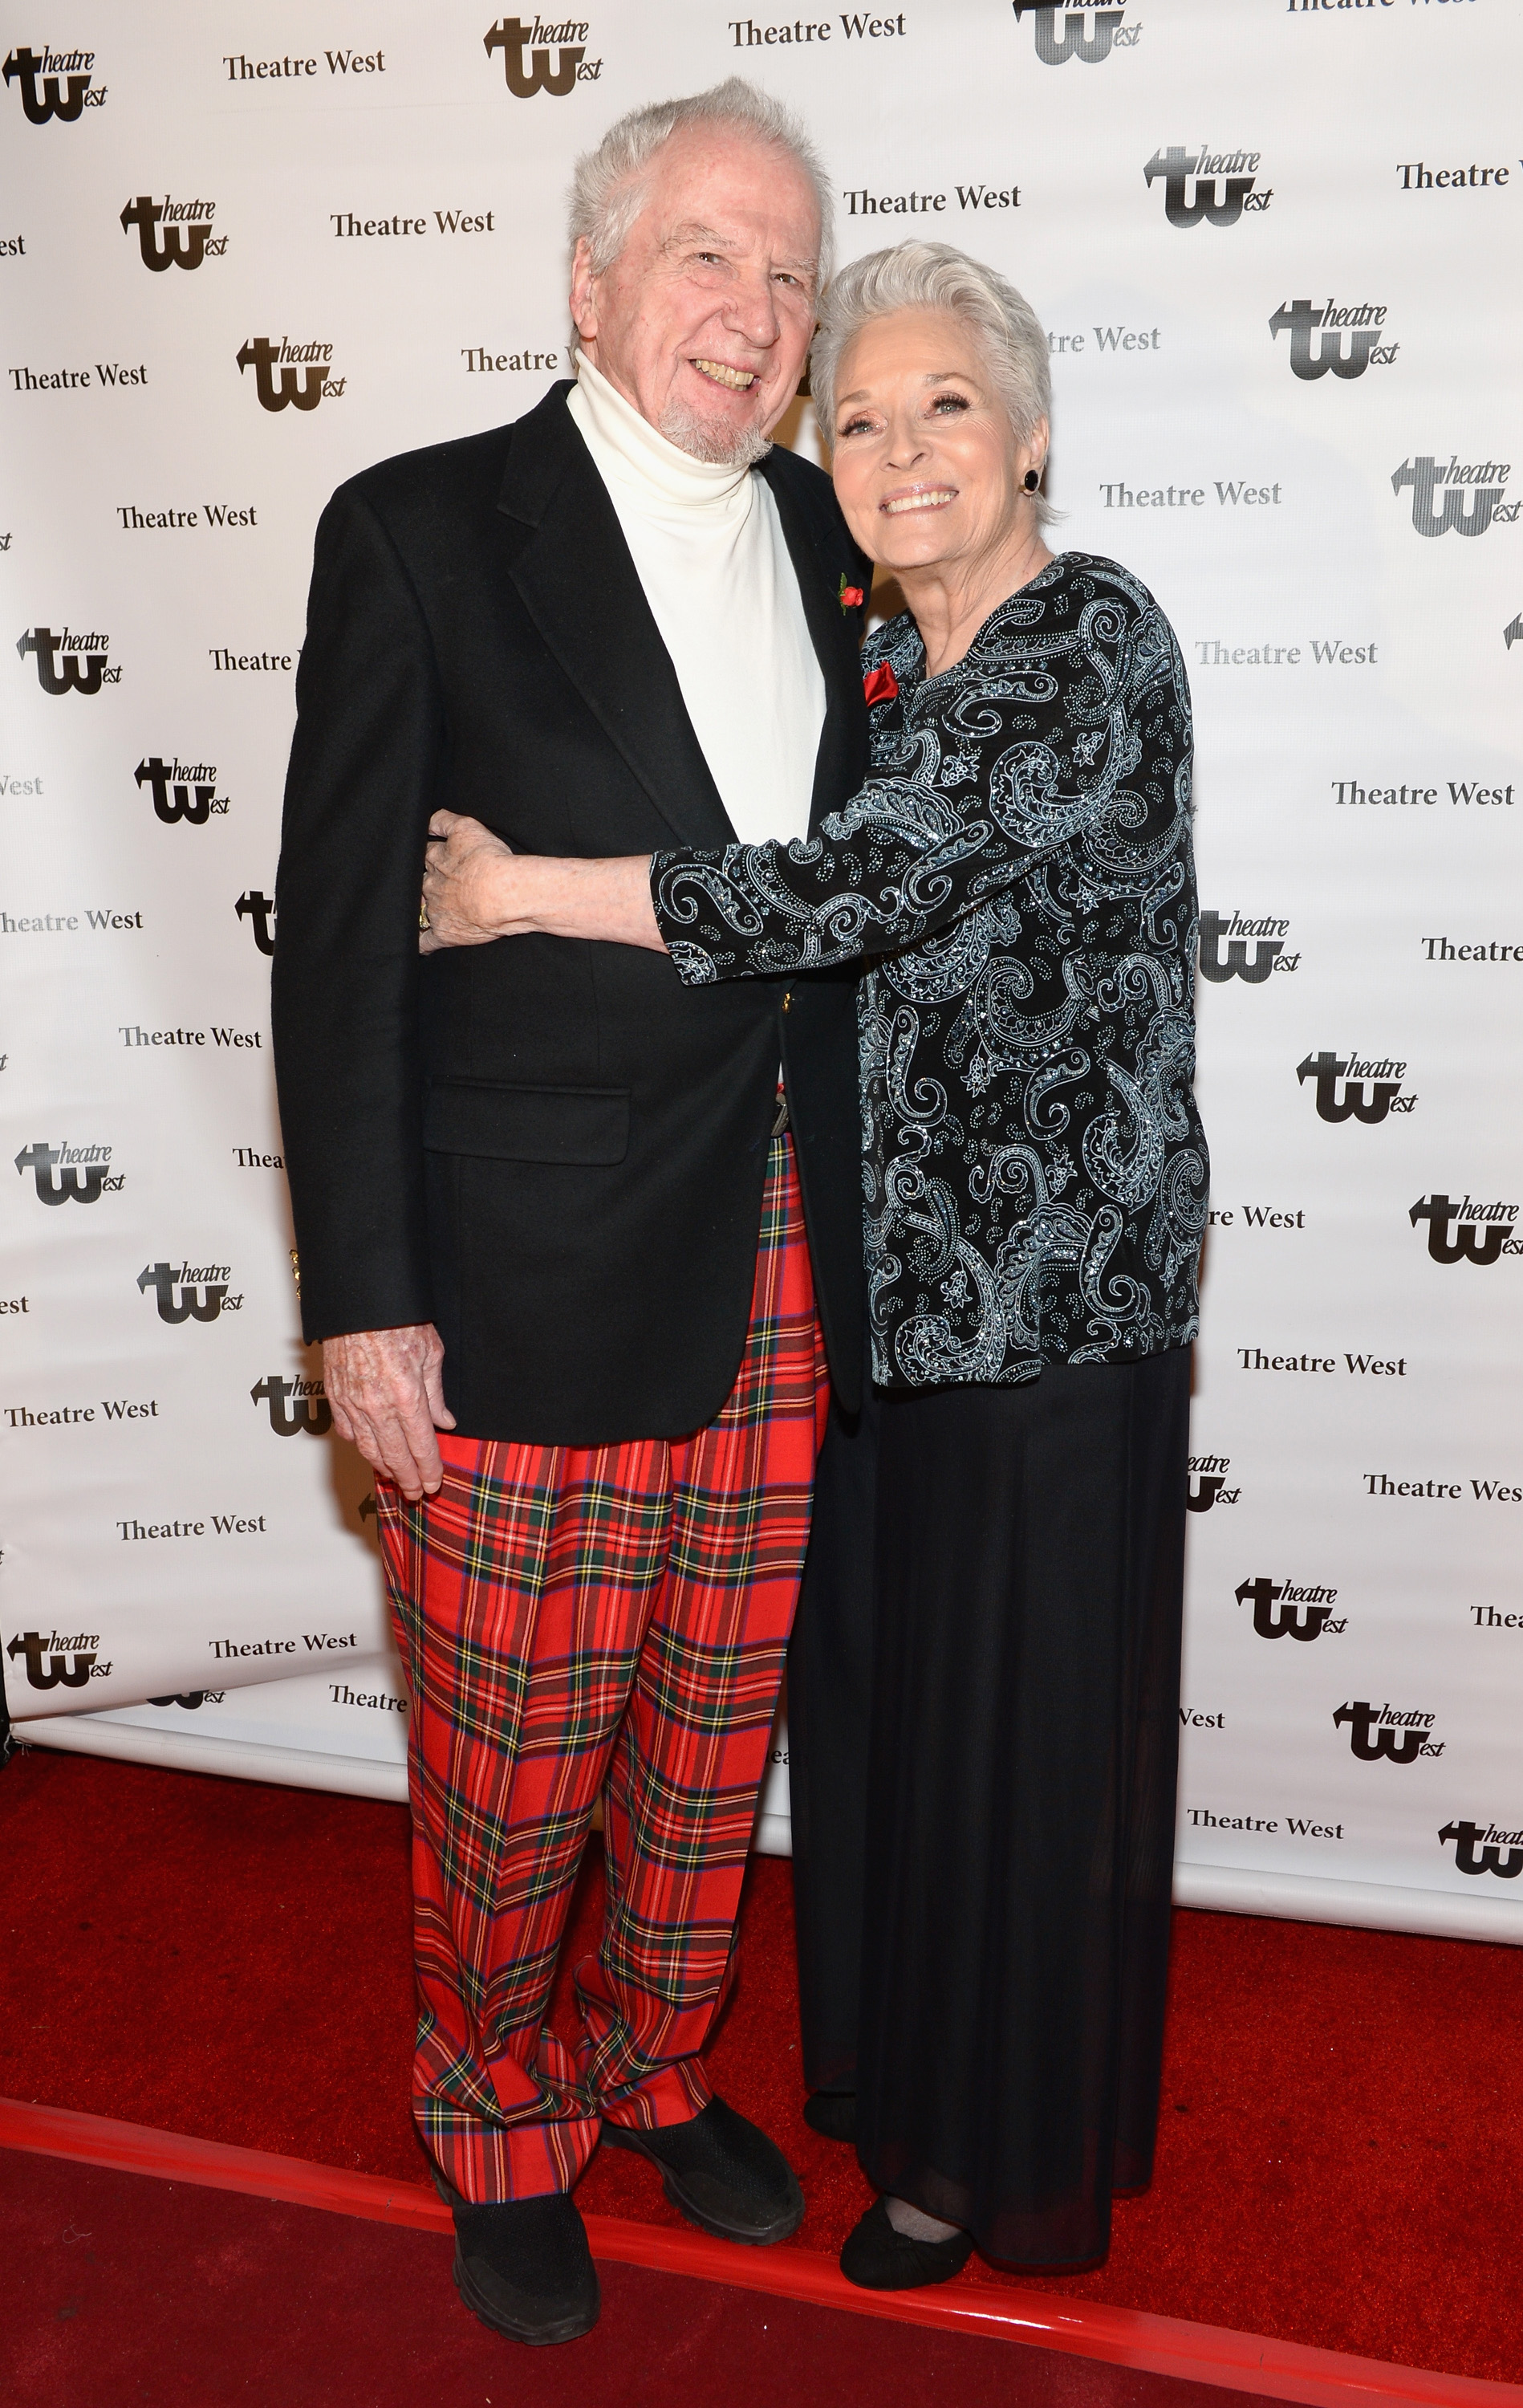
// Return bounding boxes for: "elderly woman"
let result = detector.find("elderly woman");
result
[420,241,1206,2288]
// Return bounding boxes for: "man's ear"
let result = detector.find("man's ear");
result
[569,237,599,345]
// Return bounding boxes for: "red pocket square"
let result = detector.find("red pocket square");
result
[863,662,900,706]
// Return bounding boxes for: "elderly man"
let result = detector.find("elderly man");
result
[271,81,869,2345]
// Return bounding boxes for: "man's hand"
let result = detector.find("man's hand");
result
[323,1324,456,1501]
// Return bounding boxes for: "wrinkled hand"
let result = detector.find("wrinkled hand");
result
[420,810,518,954]
[323,1324,456,1501]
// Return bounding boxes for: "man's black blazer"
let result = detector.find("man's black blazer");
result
[271,383,871,1445]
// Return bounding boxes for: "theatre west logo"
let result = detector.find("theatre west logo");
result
[1013,4,1137,64]
[1236,1578,1342,1642]
[16,627,116,694]
[236,337,343,413]
[1144,144,1268,228]
[1439,1821,1523,1881]
[14,1140,120,1204]
[137,1260,241,1323]
[483,17,600,94]
[1188,1454,1239,1511]
[1334,1700,1441,1764]
[1409,1194,1521,1267]
[135,756,226,824]
[1269,299,1395,381]
[120,196,223,272]
[1198,910,1297,983]
[1392,456,1517,539]
[251,1373,332,1436]
[4,1629,104,1689]
[235,889,275,954]
[2,45,104,122]
[1297,1051,1414,1125]
[148,1691,224,1710]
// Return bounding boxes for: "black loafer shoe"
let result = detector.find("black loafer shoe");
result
[449,2192,600,2345]
[840,2195,974,2291]
[603,2095,805,2245]
[802,2090,856,2144]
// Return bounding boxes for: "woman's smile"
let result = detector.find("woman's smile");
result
[879,484,959,517]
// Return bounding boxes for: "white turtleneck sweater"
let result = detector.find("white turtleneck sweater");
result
[566,352,824,848]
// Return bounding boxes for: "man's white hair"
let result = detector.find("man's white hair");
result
[568,78,834,287]
[811,242,1057,526]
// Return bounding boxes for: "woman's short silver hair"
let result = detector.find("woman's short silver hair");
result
[568,78,834,286]
[811,242,1055,523]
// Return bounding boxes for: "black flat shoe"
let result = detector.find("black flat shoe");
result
[840,2195,974,2291]
[603,2095,805,2245]
[803,2090,856,2143]
[449,2192,600,2345]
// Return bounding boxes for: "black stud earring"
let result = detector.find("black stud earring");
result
[1022,468,1041,492]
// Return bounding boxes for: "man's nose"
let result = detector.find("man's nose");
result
[721,270,782,351]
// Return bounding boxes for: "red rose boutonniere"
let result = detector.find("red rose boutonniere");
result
[863,661,899,707]
[838,573,864,612]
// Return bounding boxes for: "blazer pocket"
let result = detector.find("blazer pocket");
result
[424,1080,629,1166]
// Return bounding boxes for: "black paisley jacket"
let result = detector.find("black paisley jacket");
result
[650,552,1208,1389]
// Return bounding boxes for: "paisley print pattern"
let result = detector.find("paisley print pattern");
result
[652,553,1208,1388]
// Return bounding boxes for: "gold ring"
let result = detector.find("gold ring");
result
[419,904,430,930]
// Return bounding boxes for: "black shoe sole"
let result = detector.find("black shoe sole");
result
[601,2124,806,2247]
[453,2244,600,2345]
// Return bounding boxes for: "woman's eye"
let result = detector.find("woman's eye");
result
[928,393,971,417]
[838,415,875,439]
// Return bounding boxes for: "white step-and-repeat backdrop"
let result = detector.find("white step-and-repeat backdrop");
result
[3,0,1520,1932]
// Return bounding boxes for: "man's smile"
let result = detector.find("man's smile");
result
[690,356,759,392]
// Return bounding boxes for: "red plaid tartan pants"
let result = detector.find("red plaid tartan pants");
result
[376,1131,828,2203]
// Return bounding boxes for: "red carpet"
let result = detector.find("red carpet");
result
[5,2146,1281,2408]
[2,1744,1521,2383]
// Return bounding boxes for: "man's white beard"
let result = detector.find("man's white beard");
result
[657,400,771,469]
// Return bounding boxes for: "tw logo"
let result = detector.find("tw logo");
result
[1410,1195,1520,1266]
[1392,457,1516,539]
[1440,1820,1523,1881]
[14,1141,119,1204]
[1198,911,1295,983]
[251,1374,332,1437]
[236,338,343,413]
[137,1262,234,1324]
[1145,145,1267,229]
[1269,300,1395,381]
[1298,1051,1413,1125]
[1237,1579,1342,1643]
[236,889,276,955]
[6,1629,102,1689]
[17,627,116,694]
[136,758,225,824]
[484,17,598,96]
[2,45,103,123]
[120,197,222,272]
[1334,1701,1441,1764]
[1187,1456,1238,1511]
[1013,4,1137,63]
[149,1691,223,1710]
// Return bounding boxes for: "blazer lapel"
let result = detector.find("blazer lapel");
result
[759,451,866,836]
[497,386,736,850]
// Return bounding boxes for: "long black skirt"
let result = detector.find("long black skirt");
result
[787,1348,1191,2268]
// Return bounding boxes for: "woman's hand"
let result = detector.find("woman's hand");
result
[419,811,526,953]
[419,810,666,955]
